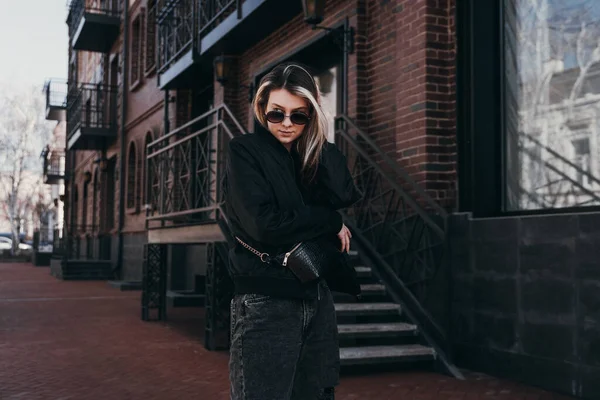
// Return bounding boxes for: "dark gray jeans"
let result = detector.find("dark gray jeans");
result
[229,280,339,400]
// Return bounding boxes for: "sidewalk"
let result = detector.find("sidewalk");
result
[0,262,573,400]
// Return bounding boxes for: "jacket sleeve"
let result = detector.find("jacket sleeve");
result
[312,142,362,210]
[226,139,343,246]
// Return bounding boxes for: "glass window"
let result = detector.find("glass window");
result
[504,0,600,210]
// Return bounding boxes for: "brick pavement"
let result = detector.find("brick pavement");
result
[0,262,575,400]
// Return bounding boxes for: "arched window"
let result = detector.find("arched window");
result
[143,131,153,205]
[72,185,79,229]
[127,142,137,209]
[82,181,88,228]
[92,169,99,230]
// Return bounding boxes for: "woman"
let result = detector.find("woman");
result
[224,62,361,400]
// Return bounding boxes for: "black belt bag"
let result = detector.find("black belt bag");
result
[235,235,362,296]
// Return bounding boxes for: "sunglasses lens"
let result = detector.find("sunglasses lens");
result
[266,111,284,123]
[290,113,309,125]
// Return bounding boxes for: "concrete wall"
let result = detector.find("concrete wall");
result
[449,212,600,399]
[122,232,146,282]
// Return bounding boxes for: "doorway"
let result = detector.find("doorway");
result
[102,158,116,233]
[253,33,343,142]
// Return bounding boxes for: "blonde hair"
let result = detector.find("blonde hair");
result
[252,63,328,183]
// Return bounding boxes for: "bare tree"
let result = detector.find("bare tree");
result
[512,0,600,209]
[0,84,52,253]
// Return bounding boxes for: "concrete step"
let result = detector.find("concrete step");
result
[333,283,385,297]
[338,322,417,340]
[335,302,401,317]
[166,290,205,307]
[333,283,387,302]
[359,283,385,295]
[339,344,435,366]
[354,266,372,279]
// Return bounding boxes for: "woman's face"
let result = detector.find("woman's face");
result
[265,88,309,150]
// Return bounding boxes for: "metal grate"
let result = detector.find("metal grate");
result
[335,115,448,300]
[66,83,118,139]
[43,79,68,109]
[157,0,196,74]
[68,0,120,37]
[145,104,246,229]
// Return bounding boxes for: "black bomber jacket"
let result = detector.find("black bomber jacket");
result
[223,124,362,299]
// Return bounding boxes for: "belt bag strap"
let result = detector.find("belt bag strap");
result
[235,236,271,263]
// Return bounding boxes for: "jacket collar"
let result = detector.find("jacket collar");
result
[255,124,298,158]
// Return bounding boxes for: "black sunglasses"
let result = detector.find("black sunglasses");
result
[265,110,310,126]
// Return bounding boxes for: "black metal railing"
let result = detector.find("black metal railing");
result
[146,104,246,229]
[66,83,118,139]
[198,0,238,39]
[43,151,66,179]
[157,0,197,74]
[43,79,68,109]
[334,115,448,298]
[68,0,120,37]
[157,0,244,74]
[515,132,600,209]
[54,225,111,261]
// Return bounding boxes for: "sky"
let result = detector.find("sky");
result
[0,0,68,89]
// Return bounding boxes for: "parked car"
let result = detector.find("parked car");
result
[0,237,33,259]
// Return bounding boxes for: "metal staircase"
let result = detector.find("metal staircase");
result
[335,254,436,368]
[142,105,461,377]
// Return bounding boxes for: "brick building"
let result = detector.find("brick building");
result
[43,0,600,398]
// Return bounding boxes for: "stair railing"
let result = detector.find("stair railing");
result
[335,114,447,294]
[335,114,464,379]
[145,103,246,230]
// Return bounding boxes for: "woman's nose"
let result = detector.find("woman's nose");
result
[282,116,293,127]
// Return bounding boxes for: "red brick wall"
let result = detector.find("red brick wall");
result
[217,0,457,210]
[68,0,458,235]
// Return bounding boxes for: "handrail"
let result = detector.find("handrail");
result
[336,114,448,218]
[148,104,246,149]
[520,131,600,187]
[335,115,446,237]
[149,106,221,146]
[146,103,246,227]
[198,0,237,38]
[347,220,463,379]
[334,114,460,378]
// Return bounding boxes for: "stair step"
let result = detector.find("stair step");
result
[333,283,386,300]
[338,323,417,339]
[335,303,401,317]
[354,266,371,278]
[360,284,385,294]
[339,344,435,366]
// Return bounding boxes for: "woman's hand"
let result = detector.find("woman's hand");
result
[337,223,352,253]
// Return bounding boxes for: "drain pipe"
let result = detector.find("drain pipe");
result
[117,2,129,279]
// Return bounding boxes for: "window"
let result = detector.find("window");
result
[82,182,88,227]
[127,142,137,209]
[145,1,157,75]
[92,169,99,230]
[503,0,600,211]
[572,137,592,186]
[130,13,144,88]
[143,132,153,205]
